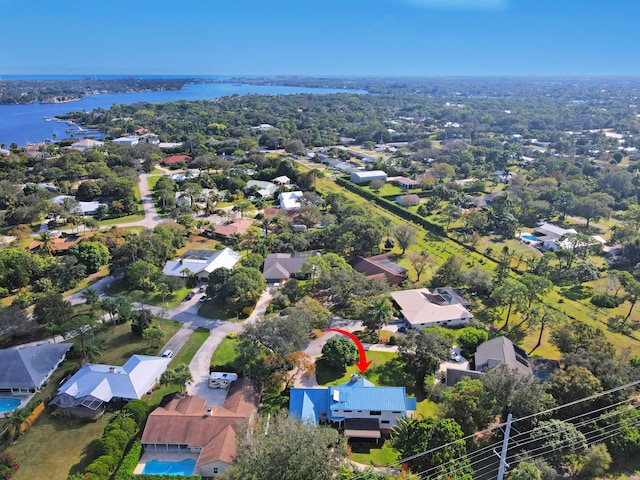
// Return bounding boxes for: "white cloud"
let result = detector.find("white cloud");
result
[401,0,507,10]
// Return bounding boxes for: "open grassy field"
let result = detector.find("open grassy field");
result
[6,413,111,480]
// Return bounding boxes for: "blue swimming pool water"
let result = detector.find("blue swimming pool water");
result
[142,459,196,476]
[0,398,21,413]
[521,234,541,242]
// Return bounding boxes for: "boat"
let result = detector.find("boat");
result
[43,116,53,122]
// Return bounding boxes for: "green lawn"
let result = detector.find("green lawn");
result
[146,327,211,407]
[104,278,192,309]
[348,439,400,467]
[98,213,145,226]
[6,413,111,480]
[198,299,242,321]
[316,351,400,386]
[172,327,210,366]
[146,174,165,191]
[210,336,240,370]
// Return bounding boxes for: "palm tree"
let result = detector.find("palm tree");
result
[84,343,103,362]
[368,296,395,342]
[38,231,56,256]
[9,408,28,439]
[81,288,99,315]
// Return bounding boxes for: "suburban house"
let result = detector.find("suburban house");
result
[527,222,607,252]
[350,170,388,184]
[0,343,72,395]
[289,375,416,440]
[392,177,419,190]
[69,138,104,151]
[51,194,107,216]
[246,180,278,198]
[352,254,408,285]
[396,194,420,207]
[111,136,139,146]
[28,233,92,255]
[163,155,193,166]
[262,252,321,283]
[445,336,533,386]
[207,219,255,240]
[475,336,533,377]
[390,288,473,329]
[272,175,291,186]
[50,355,170,419]
[278,191,304,210]
[162,248,242,282]
[140,379,259,477]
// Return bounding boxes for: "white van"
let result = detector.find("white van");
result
[161,349,174,358]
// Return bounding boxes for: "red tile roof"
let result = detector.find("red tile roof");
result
[163,155,193,165]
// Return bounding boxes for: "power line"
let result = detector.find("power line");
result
[350,378,640,480]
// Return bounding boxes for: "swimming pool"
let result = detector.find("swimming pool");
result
[521,234,541,243]
[142,459,196,476]
[0,397,21,414]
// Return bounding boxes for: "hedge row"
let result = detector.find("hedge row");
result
[68,401,149,480]
[336,177,446,235]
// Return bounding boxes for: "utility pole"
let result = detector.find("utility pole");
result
[497,413,513,480]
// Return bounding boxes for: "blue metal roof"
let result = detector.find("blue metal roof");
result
[289,388,328,424]
[328,385,410,413]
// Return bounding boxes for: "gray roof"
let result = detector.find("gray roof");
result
[0,343,72,390]
[262,252,321,281]
[475,336,532,377]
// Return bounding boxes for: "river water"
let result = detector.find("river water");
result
[0,82,363,146]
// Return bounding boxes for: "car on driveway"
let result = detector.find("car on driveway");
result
[185,292,194,301]
[451,350,462,362]
[199,295,208,303]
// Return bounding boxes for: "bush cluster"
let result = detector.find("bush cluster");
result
[68,401,148,480]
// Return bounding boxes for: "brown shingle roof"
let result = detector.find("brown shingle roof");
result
[212,219,255,239]
[352,254,407,285]
[140,379,258,468]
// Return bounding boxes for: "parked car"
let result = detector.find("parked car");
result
[199,295,208,303]
[185,292,194,301]
[199,285,206,293]
[161,349,174,358]
[397,326,408,334]
[451,350,462,362]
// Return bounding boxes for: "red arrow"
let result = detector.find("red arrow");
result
[323,328,372,374]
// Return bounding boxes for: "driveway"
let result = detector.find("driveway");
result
[185,288,273,405]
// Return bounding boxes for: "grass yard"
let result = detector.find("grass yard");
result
[98,213,145,227]
[197,299,243,321]
[175,235,221,255]
[104,278,192,309]
[348,439,400,467]
[210,336,240,370]
[6,413,111,480]
[146,327,211,407]
[146,174,166,191]
[316,351,400,386]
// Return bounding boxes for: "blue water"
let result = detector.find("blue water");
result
[142,458,196,476]
[522,234,541,242]
[0,397,21,413]
[0,82,366,146]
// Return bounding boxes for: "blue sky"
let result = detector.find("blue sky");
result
[1,0,637,76]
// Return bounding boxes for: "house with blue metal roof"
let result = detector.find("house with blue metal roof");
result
[289,375,416,440]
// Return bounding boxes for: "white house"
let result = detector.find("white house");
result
[532,223,580,251]
[111,136,140,146]
[390,288,473,329]
[51,195,107,216]
[272,175,291,186]
[246,180,278,198]
[350,170,388,184]
[50,355,170,419]
[278,191,304,210]
[162,248,242,282]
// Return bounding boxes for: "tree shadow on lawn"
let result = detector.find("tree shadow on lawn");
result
[67,436,101,476]
[368,358,415,390]
[315,358,348,385]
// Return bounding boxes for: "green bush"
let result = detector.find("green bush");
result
[107,429,130,451]
[95,455,117,470]
[96,435,123,459]
[114,441,142,480]
[85,460,111,479]
[121,400,149,426]
[109,417,137,438]
[591,294,623,308]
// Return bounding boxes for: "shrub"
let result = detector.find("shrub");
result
[85,460,110,480]
[0,453,19,480]
[107,428,130,451]
[114,441,142,480]
[121,400,149,426]
[227,331,238,339]
[591,294,622,308]
[96,435,123,459]
[95,455,117,470]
